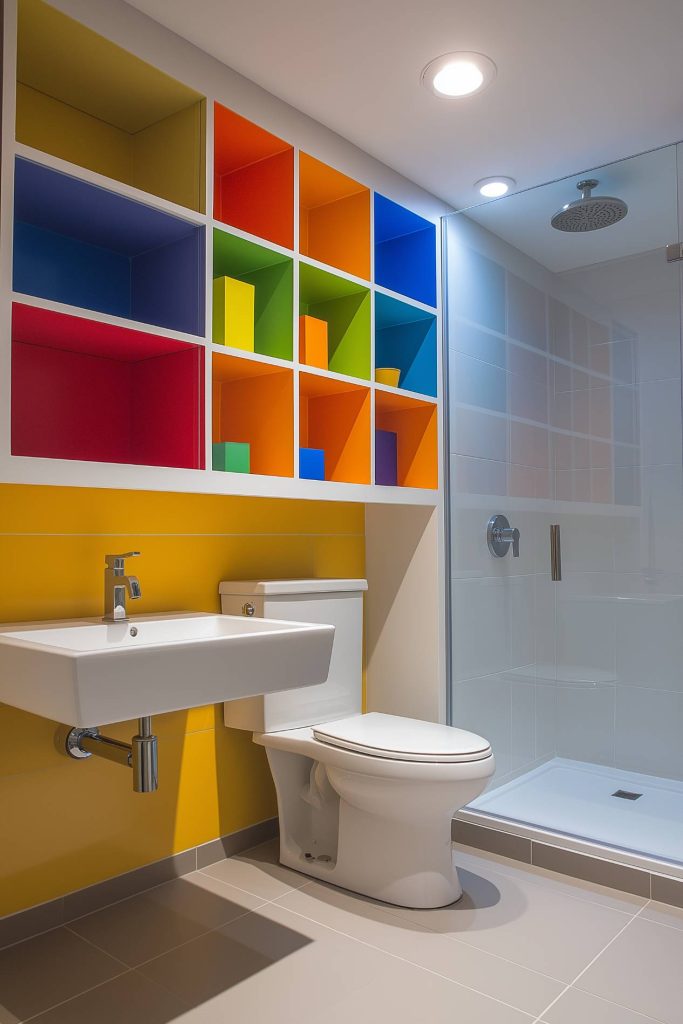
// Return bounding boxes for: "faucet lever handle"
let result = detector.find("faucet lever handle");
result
[105,552,140,573]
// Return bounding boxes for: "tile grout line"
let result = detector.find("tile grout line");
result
[62,923,132,971]
[21,965,132,1024]
[0,531,365,538]
[288,879,566,986]
[266,889,540,1020]
[530,900,649,1023]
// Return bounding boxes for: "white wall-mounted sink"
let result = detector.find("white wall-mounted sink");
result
[0,612,334,727]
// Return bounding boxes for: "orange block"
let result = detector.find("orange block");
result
[299,315,328,370]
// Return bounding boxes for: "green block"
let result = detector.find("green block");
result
[212,442,250,473]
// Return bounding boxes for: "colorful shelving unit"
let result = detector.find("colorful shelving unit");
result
[3,0,440,502]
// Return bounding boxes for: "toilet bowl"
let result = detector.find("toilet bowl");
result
[221,579,494,909]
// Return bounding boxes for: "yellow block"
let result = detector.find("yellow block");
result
[213,276,255,350]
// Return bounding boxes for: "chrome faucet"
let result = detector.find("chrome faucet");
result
[103,552,141,622]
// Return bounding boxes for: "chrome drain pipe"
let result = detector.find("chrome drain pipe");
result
[132,717,158,793]
[65,717,159,793]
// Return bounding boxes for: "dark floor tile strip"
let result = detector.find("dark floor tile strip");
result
[453,818,532,863]
[63,849,198,922]
[651,872,683,908]
[453,817,683,907]
[196,817,278,869]
[0,897,65,951]
[532,842,650,898]
[1,817,278,950]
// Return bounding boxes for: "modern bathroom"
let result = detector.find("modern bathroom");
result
[1,1,682,1022]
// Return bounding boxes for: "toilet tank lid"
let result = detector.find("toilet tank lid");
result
[218,579,368,596]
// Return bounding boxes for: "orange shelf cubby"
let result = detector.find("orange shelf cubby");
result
[212,352,294,477]
[299,153,370,281]
[299,372,370,485]
[214,103,294,249]
[375,391,438,489]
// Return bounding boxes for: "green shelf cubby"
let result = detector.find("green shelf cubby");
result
[213,229,293,360]
[298,262,370,381]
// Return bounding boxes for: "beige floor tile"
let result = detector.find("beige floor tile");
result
[0,927,123,1023]
[27,970,189,1024]
[454,844,647,914]
[640,899,683,932]
[199,838,308,900]
[276,880,563,1017]
[68,872,264,967]
[542,985,662,1024]
[141,902,532,1024]
[576,915,683,1023]
[139,902,375,1008]
[381,859,633,982]
[321,965,534,1024]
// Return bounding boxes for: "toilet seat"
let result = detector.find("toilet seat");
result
[313,712,491,763]
[256,718,495,785]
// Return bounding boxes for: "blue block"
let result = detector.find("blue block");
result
[300,447,325,480]
[374,194,437,308]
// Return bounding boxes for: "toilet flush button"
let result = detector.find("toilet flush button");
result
[242,602,255,617]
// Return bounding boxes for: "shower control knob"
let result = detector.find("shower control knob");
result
[487,515,520,558]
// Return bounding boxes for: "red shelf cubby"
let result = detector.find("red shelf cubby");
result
[11,303,205,469]
[214,103,294,249]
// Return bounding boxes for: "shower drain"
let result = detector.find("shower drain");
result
[612,789,642,801]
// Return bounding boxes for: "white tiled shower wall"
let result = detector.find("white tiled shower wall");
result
[446,210,683,788]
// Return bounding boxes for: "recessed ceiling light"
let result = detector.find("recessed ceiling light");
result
[475,176,516,198]
[421,52,497,98]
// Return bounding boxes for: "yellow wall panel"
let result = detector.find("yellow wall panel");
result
[18,0,203,133]
[16,84,132,183]
[0,484,364,916]
[131,101,206,213]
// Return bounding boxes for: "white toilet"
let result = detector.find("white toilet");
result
[221,579,494,909]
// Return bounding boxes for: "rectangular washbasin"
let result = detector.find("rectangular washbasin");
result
[0,612,334,727]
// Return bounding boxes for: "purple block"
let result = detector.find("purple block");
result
[375,429,398,485]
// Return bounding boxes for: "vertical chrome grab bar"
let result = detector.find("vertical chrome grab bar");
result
[550,524,562,582]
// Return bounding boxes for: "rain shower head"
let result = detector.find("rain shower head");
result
[551,179,628,232]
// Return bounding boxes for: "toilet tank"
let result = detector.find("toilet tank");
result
[221,579,367,733]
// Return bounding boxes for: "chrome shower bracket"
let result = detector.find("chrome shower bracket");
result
[65,716,158,793]
[487,514,520,558]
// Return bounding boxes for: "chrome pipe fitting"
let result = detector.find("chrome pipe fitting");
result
[132,717,158,793]
[65,716,158,793]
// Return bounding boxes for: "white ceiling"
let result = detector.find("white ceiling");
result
[125,0,683,209]
[465,145,680,272]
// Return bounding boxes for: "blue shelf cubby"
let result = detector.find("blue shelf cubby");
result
[374,194,436,308]
[374,292,437,397]
[12,158,205,336]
